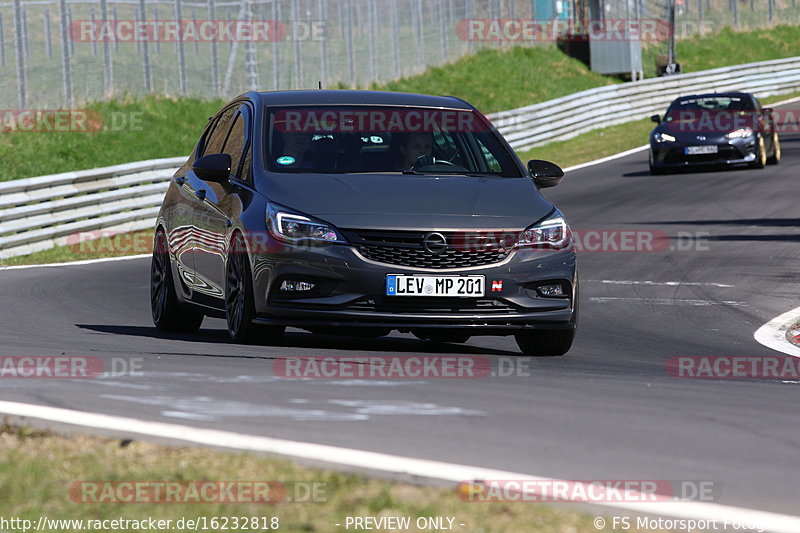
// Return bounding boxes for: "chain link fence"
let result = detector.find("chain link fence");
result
[0,0,797,109]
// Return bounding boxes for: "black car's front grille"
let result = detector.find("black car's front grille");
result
[346,297,518,314]
[342,229,515,269]
[664,145,741,164]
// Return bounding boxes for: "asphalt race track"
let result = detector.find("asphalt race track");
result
[2,130,799,518]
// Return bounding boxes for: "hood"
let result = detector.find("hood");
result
[261,172,554,231]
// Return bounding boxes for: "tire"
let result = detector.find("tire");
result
[151,229,204,333]
[649,153,668,175]
[413,330,471,344]
[749,136,767,169]
[225,233,284,344]
[514,329,574,357]
[766,133,781,165]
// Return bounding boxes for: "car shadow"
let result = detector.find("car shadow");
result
[622,165,754,177]
[75,324,522,356]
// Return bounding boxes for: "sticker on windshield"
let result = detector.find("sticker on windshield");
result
[276,156,295,165]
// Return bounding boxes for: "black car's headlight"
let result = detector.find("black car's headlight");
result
[726,128,754,139]
[654,132,676,143]
[267,204,346,244]
[516,212,572,250]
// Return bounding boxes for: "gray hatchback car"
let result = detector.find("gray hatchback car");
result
[151,90,578,355]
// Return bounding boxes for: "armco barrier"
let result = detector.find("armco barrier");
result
[1,56,799,259]
[0,157,184,259]
[486,56,800,151]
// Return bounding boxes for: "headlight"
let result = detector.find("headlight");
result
[516,212,572,250]
[726,128,753,139]
[267,204,345,244]
[654,132,676,143]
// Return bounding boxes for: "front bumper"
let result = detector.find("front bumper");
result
[650,137,757,169]
[249,241,577,333]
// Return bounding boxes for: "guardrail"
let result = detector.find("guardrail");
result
[1,55,799,259]
[0,157,184,259]
[487,56,800,151]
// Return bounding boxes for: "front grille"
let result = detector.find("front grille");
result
[664,145,741,164]
[346,297,518,314]
[342,229,515,269]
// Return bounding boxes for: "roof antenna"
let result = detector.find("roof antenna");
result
[318,81,323,90]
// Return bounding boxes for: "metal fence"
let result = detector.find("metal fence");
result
[2,55,799,259]
[1,0,798,110]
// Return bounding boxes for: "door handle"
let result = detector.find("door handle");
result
[174,176,186,186]
[195,189,207,201]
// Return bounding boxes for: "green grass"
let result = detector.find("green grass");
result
[658,25,800,74]
[0,95,224,181]
[0,424,659,533]
[517,118,654,169]
[0,230,154,267]
[374,46,618,114]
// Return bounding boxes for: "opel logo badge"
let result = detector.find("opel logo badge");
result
[422,232,448,254]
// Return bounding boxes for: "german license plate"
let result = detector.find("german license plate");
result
[386,275,485,297]
[685,145,718,155]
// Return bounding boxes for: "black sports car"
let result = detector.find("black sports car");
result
[151,90,578,355]
[649,92,780,174]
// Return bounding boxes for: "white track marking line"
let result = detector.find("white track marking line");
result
[754,306,800,358]
[563,145,649,173]
[585,280,735,288]
[590,297,747,306]
[0,254,150,270]
[0,400,798,532]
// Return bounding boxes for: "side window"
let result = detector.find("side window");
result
[203,106,237,156]
[241,145,252,181]
[223,114,246,178]
[475,137,502,172]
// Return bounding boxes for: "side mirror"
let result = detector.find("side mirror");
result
[192,153,231,183]
[650,114,661,123]
[528,159,564,189]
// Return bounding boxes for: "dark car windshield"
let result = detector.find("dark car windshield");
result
[264,106,522,177]
[665,96,754,117]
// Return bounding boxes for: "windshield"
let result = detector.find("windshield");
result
[666,96,754,117]
[264,106,522,177]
